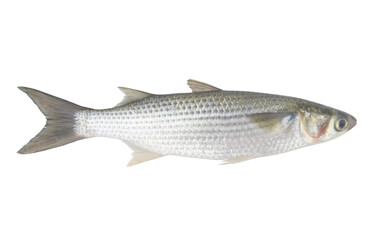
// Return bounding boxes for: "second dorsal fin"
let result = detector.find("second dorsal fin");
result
[116,87,153,107]
[187,79,222,92]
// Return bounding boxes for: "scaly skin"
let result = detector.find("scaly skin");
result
[74,90,355,160]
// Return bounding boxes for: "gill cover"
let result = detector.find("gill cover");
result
[300,111,331,143]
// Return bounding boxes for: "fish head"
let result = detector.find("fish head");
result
[299,104,356,144]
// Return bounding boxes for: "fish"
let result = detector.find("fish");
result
[17,79,356,166]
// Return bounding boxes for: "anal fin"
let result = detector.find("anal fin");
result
[123,141,163,167]
[221,156,257,165]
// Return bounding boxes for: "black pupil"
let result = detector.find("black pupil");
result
[339,119,347,129]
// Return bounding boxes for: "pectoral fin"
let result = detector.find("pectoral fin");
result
[123,141,163,167]
[248,112,297,133]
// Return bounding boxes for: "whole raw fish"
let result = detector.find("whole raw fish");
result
[18,80,356,166]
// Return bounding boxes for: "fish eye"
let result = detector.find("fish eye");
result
[335,118,348,131]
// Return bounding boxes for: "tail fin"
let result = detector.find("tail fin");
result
[18,87,89,154]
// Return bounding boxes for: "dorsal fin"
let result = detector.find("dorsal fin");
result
[187,79,221,92]
[116,87,153,107]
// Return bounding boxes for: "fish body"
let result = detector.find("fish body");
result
[18,80,356,166]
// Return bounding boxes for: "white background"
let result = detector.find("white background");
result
[1,0,378,239]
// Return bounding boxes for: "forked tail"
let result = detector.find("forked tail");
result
[18,87,90,154]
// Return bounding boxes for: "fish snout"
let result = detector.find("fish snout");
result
[348,115,357,130]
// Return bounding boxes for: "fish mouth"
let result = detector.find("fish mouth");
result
[348,115,357,130]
